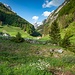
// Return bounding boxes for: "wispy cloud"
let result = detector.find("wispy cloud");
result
[42,11,51,17]
[42,0,64,8]
[42,10,54,17]
[32,16,39,22]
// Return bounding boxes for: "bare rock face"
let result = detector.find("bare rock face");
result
[45,0,68,25]
[4,3,12,10]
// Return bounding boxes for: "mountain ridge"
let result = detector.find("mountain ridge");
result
[45,0,68,24]
[38,0,75,37]
[0,2,37,36]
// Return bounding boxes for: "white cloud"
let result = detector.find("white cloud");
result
[32,16,39,22]
[42,0,64,8]
[37,22,43,26]
[42,11,51,17]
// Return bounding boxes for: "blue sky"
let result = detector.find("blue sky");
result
[0,0,64,25]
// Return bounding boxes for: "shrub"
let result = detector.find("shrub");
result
[61,31,73,48]
[10,32,24,43]
[0,32,3,35]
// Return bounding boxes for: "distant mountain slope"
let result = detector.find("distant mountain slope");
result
[0,2,36,36]
[38,0,75,37]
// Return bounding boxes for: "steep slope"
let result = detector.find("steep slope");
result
[45,0,68,24]
[38,0,75,37]
[0,2,36,36]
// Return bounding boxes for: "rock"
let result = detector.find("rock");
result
[37,36,41,39]
[50,49,55,52]
[57,49,63,53]
[50,48,64,54]
[3,33,10,37]
[53,44,57,46]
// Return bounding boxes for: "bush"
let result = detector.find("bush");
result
[31,31,42,37]
[0,32,3,35]
[10,32,24,43]
[61,31,73,48]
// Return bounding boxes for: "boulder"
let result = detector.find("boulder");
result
[57,49,63,53]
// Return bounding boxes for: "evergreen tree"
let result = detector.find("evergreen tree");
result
[49,21,61,45]
[62,31,73,48]
[15,32,24,43]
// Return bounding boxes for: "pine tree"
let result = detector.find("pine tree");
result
[15,32,24,43]
[49,21,61,45]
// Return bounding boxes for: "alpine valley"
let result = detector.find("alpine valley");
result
[0,0,75,75]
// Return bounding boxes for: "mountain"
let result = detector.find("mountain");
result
[45,0,68,24]
[0,2,36,36]
[38,0,75,37]
[4,3,12,11]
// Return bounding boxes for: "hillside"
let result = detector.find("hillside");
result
[38,0,75,43]
[0,37,75,75]
[0,1,75,75]
[0,2,36,36]
[0,25,36,39]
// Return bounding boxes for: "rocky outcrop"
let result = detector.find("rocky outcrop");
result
[4,3,12,10]
[45,0,68,25]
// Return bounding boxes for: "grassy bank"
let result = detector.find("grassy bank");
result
[0,38,75,75]
[0,25,35,39]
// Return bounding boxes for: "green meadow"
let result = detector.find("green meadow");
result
[0,22,75,75]
[0,25,35,39]
[0,37,75,75]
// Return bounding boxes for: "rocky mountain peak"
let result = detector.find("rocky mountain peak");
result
[3,3,12,10]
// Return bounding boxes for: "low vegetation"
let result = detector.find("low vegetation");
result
[0,0,75,75]
[10,32,24,43]
[0,25,36,38]
[0,38,75,75]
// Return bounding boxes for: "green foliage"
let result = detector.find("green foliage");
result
[26,25,35,35]
[0,2,36,36]
[41,0,75,37]
[0,32,3,35]
[49,21,61,45]
[62,55,75,64]
[11,32,24,43]
[0,38,75,74]
[61,31,73,48]
[59,0,75,16]
[59,13,74,28]
[43,23,50,36]
[15,32,24,43]
[26,25,41,37]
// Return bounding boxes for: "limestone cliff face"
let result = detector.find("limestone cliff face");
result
[37,0,72,35]
[45,0,68,25]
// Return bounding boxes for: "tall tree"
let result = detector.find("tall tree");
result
[49,21,61,45]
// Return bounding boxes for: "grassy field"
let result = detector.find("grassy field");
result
[0,38,75,75]
[0,25,75,75]
[0,25,75,44]
[0,25,36,39]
